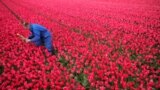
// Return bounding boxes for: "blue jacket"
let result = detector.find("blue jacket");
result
[28,24,51,42]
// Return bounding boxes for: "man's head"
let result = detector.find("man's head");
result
[22,22,30,29]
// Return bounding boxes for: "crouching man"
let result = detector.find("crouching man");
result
[18,22,56,55]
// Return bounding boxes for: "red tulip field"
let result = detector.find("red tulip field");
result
[0,0,160,89]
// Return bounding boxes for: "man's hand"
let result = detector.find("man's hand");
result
[25,38,31,43]
[17,33,31,43]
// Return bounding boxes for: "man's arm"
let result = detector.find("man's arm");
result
[28,34,34,39]
[17,33,31,43]
[30,35,40,42]
[30,29,40,42]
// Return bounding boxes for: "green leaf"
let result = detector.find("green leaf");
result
[152,87,157,90]
[75,73,90,88]
[117,64,123,71]
[125,76,136,82]
[130,53,138,60]
[150,59,160,70]
[58,56,68,67]
[109,81,114,86]
[134,81,140,88]
[118,46,123,54]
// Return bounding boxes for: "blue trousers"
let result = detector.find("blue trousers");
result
[34,36,54,53]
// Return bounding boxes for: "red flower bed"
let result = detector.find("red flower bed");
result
[0,0,160,89]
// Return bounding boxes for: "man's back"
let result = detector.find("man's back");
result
[30,24,51,38]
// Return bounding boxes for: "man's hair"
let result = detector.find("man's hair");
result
[23,22,29,27]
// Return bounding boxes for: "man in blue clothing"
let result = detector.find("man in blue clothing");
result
[18,22,56,55]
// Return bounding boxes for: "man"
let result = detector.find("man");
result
[17,22,56,55]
